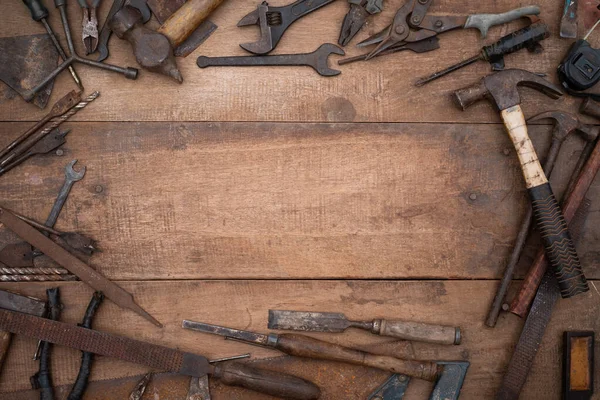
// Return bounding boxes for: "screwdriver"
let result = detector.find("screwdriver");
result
[22,0,82,89]
[414,22,549,87]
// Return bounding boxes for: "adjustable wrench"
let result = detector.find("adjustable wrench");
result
[197,43,345,76]
[238,0,336,54]
[45,160,86,229]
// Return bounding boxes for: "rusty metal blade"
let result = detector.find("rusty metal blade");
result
[268,310,352,333]
[0,309,210,376]
[0,34,58,109]
[0,208,161,327]
[0,290,46,316]
[182,320,270,345]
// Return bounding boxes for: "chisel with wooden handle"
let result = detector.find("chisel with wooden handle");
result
[182,320,441,381]
[268,310,461,345]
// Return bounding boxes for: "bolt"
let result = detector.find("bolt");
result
[395,25,406,34]
[95,185,103,193]
[503,148,511,156]
[412,15,421,24]
[469,193,477,201]
[399,375,408,382]
[55,149,64,156]
[502,303,510,311]
[435,20,443,28]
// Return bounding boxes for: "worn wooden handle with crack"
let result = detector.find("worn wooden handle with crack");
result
[376,320,461,345]
[501,106,588,298]
[275,333,440,381]
[213,362,321,400]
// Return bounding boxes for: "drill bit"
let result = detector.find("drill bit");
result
[0,266,71,275]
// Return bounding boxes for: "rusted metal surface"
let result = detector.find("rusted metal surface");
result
[147,0,185,24]
[0,207,161,327]
[337,37,439,66]
[0,274,77,282]
[0,34,57,108]
[183,320,271,345]
[0,130,70,177]
[0,243,34,268]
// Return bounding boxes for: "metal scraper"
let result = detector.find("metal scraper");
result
[0,34,58,109]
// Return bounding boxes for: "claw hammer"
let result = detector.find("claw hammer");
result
[110,0,226,81]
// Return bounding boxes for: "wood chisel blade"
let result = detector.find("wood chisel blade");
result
[0,208,161,328]
[268,310,353,332]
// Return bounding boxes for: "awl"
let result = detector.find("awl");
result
[268,310,461,345]
[0,207,161,328]
[182,320,441,381]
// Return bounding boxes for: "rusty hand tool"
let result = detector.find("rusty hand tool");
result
[339,0,384,46]
[96,0,151,62]
[0,266,70,275]
[67,292,104,400]
[0,310,321,400]
[0,242,35,268]
[338,37,439,66]
[0,273,77,281]
[0,90,79,163]
[268,310,461,345]
[21,0,137,102]
[496,200,592,400]
[182,320,441,381]
[0,130,70,178]
[46,160,87,230]
[237,0,336,55]
[0,208,161,327]
[22,0,83,90]
[110,6,182,82]
[1,92,99,168]
[0,290,46,375]
[78,0,101,54]
[415,22,548,87]
[129,372,152,400]
[31,288,61,400]
[186,354,252,400]
[359,1,540,60]
[197,43,344,77]
[509,111,599,318]
[486,110,599,327]
[561,0,578,38]
[454,69,588,299]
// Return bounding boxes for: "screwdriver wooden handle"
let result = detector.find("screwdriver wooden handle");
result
[275,333,440,381]
[375,320,461,345]
[157,0,226,47]
[213,362,321,400]
[501,106,588,298]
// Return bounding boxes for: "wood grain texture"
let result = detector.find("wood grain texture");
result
[0,0,591,123]
[0,121,597,280]
[0,280,597,399]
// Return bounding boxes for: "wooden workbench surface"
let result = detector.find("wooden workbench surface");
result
[0,0,598,398]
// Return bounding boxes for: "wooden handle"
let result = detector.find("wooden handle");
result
[0,331,12,375]
[377,320,460,345]
[213,362,321,400]
[157,0,226,47]
[276,334,439,381]
[509,247,547,317]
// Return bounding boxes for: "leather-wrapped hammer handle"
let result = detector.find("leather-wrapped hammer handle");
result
[275,333,440,381]
[213,362,321,400]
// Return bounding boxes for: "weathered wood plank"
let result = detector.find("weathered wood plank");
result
[0,121,597,280]
[0,0,589,123]
[0,280,598,399]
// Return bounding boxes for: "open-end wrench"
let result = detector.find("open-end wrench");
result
[46,160,86,229]
[197,43,345,76]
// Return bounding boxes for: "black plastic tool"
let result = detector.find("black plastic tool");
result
[415,22,548,86]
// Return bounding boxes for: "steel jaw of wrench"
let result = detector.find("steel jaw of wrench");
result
[197,43,344,76]
[46,160,86,229]
[237,0,336,55]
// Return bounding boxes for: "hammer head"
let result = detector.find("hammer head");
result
[454,69,563,111]
[528,110,600,142]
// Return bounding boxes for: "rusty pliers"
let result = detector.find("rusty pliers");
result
[339,0,383,46]
[78,0,101,54]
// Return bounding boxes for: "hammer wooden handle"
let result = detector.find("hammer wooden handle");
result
[157,0,226,47]
[275,333,440,381]
[502,105,588,298]
[213,362,321,400]
[376,320,461,345]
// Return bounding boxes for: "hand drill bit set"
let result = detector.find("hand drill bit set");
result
[0,0,599,399]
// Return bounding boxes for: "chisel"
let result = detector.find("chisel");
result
[182,320,441,381]
[268,310,461,345]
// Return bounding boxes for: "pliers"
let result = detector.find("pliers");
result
[339,0,384,46]
[78,0,101,54]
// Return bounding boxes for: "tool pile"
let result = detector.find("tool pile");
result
[0,0,599,399]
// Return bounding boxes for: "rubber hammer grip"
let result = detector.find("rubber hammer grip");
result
[275,333,440,381]
[376,320,461,345]
[528,183,588,297]
[213,362,321,400]
[157,0,226,47]
[22,0,48,21]
[453,81,489,110]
